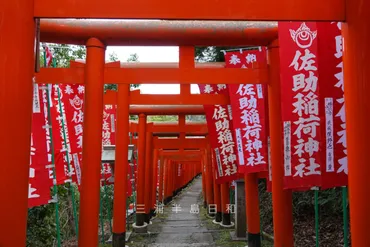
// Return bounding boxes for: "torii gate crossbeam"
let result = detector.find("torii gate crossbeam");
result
[34,0,344,21]
[40,19,278,46]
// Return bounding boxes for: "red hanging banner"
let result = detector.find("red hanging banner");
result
[102,105,116,146]
[51,84,82,186]
[28,84,52,208]
[278,22,322,189]
[224,49,269,174]
[101,104,116,184]
[317,22,348,189]
[63,84,85,154]
[198,84,239,184]
[45,46,53,67]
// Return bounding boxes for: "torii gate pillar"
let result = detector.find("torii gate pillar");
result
[78,38,106,246]
[343,1,370,246]
[144,130,153,223]
[134,114,148,232]
[0,1,35,246]
[112,83,130,246]
[267,40,294,247]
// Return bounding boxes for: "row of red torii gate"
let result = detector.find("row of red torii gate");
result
[27,21,346,247]
[2,2,370,247]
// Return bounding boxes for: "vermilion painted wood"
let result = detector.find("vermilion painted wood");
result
[267,41,294,247]
[104,90,228,107]
[205,146,214,207]
[78,38,106,247]
[152,137,207,149]
[33,0,345,21]
[245,173,261,234]
[151,149,159,211]
[343,1,370,245]
[40,19,278,46]
[136,114,147,226]
[35,67,268,85]
[112,82,130,235]
[0,0,35,246]
[144,131,153,215]
[158,158,165,202]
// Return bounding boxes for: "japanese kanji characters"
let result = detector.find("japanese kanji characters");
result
[289,24,321,179]
[224,49,268,174]
[316,22,348,188]
[213,104,237,177]
[102,105,116,146]
[51,84,80,185]
[198,83,239,183]
[279,22,322,188]
[28,85,52,207]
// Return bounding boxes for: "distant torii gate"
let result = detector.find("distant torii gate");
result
[129,118,207,227]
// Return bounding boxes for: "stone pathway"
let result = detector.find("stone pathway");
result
[148,177,215,247]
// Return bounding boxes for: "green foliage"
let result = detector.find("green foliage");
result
[146,115,206,123]
[195,46,235,62]
[27,204,56,247]
[292,188,343,218]
[258,179,273,233]
[108,51,119,62]
[105,51,140,91]
[27,184,80,247]
[28,43,113,246]
[127,53,139,63]
[186,115,206,122]
[100,184,114,222]
[259,178,346,239]
[46,44,86,67]
[148,115,178,122]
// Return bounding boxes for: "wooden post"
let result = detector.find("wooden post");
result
[343,2,370,245]
[211,153,222,223]
[144,131,153,223]
[112,83,130,246]
[202,159,207,208]
[205,147,215,216]
[267,40,294,247]
[159,157,165,203]
[78,38,105,247]
[220,183,231,226]
[0,1,35,245]
[245,173,261,247]
[151,149,159,216]
[135,114,147,228]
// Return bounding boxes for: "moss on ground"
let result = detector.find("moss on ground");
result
[197,193,274,247]
[126,190,183,246]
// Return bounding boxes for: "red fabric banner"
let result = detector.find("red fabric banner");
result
[63,84,85,154]
[224,49,269,174]
[102,105,116,146]
[278,22,322,189]
[45,46,53,67]
[198,84,239,184]
[317,22,348,189]
[28,84,52,208]
[101,104,116,184]
[51,84,82,186]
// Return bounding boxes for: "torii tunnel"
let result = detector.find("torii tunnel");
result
[1,1,369,247]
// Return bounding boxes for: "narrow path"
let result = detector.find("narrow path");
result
[148,177,215,247]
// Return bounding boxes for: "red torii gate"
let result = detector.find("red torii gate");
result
[1,1,369,247]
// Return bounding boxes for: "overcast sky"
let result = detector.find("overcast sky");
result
[106,46,200,94]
